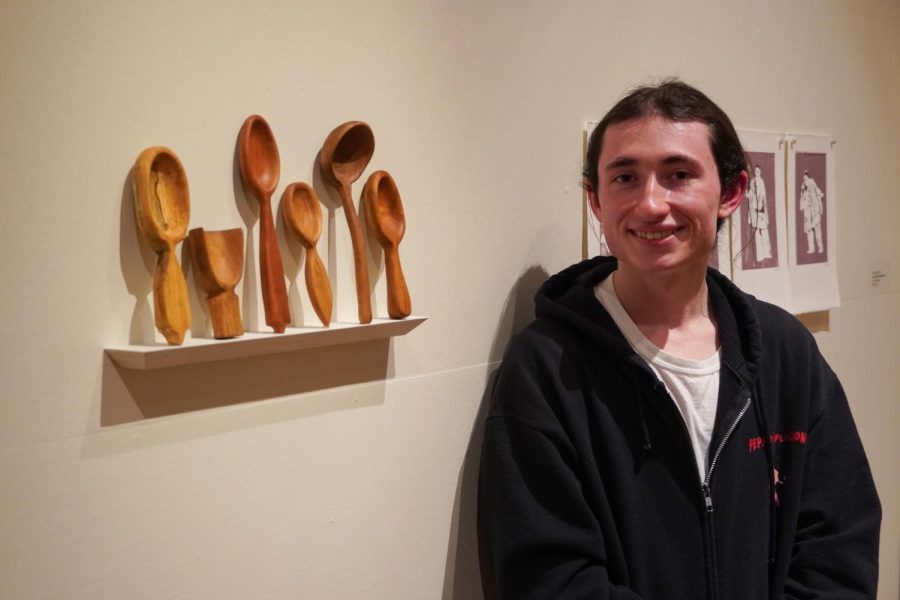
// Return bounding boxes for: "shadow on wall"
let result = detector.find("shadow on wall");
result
[99,339,390,426]
[441,265,550,600]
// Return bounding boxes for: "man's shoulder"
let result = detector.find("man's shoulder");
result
[749,297,818,351]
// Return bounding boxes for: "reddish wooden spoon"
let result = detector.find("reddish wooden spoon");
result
[282,182,333,326]
[318,121,374,324]
[363,170,411,319]
[238,115,290,333]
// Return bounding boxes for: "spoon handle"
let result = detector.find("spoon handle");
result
[206,290,243,339]
[338,184,372,323]
[258,197,291,333]
[383,244,411,319]
[305,246,333,326]
[154,247,190,344]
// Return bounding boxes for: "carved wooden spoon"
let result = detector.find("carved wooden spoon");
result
[363,170,411,319]
[238,115,290,333]
[188,227,244,339]
[132,146,191,344]
[318,121,374,324]
[282,182,333,326]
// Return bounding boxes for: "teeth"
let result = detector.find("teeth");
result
[635,230,673,240]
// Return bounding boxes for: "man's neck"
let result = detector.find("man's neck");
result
[612,265,719,360]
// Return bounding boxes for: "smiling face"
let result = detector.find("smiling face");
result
[588,116,745,278]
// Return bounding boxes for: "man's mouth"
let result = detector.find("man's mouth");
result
[633,229,676,241]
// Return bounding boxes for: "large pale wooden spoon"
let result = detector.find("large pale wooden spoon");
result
[318,121,374,324]
[238,114,290,333]
[132,146,191,344]
[363,170,411,319]
[188,227,244,339]
[282,182,333,326]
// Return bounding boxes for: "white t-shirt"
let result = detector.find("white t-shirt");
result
[595,275,720,481]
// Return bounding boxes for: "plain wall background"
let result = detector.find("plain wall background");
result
[1,1,897,598]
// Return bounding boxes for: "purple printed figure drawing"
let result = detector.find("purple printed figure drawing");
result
[748,166,772,261]
[800,175,824,252]
[741,152,778,270]
[795,152,827,265]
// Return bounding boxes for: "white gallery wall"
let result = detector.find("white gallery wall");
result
[1,1,898,598]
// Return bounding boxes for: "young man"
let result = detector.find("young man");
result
[478,81,880,599]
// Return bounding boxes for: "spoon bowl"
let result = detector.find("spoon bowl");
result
[364,170,406,246]
[318,121,375,324]
[133,148,190,251]
[239,116,280,199]
[282,182,322,248]
[282,182,333,326]
[320,122,375,188]
[362,170,411,319]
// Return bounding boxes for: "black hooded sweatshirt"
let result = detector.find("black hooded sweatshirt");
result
[478,257,880,599]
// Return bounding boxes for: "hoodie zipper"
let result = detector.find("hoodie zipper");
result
[701,395,751,600]
[657,381,752,600]
[704,396,752,499]
[657,383,752,509]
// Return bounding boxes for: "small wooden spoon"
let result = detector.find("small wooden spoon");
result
[363,170,411,319]
[132,146,191,344]
[318,121,374,324]
[188,227,244,339]
[282,182,333,326]
[238,114,290,333]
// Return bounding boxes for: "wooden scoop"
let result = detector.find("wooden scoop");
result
[238,114,290,333]
[132,146,191,345]
[363,170,411,319]
[318,121,374,324]
[188,227,244,338]
[282,182,333,326]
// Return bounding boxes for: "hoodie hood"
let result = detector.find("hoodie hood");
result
[533,255,763,384]
[534,256,632,362]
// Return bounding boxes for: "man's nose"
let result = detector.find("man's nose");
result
[634,177,669,218]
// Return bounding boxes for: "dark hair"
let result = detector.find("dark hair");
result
[583,79,748,197]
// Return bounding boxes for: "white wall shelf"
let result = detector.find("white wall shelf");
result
[105,316,427,370]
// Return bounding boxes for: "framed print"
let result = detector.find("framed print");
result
[733,130,792,309]
[786,134,839,312]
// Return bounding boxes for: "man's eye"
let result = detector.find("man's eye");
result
[612,174,634,184]
[672,170,692,180]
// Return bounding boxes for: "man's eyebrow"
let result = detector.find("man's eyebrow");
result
[603,154,703,171]
[603,157,637,171]
[661,154,702,166]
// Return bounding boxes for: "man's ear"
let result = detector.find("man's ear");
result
[718,170,748,220]
[586,181,602,222]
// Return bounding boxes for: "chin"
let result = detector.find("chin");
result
[618,252,706,275]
